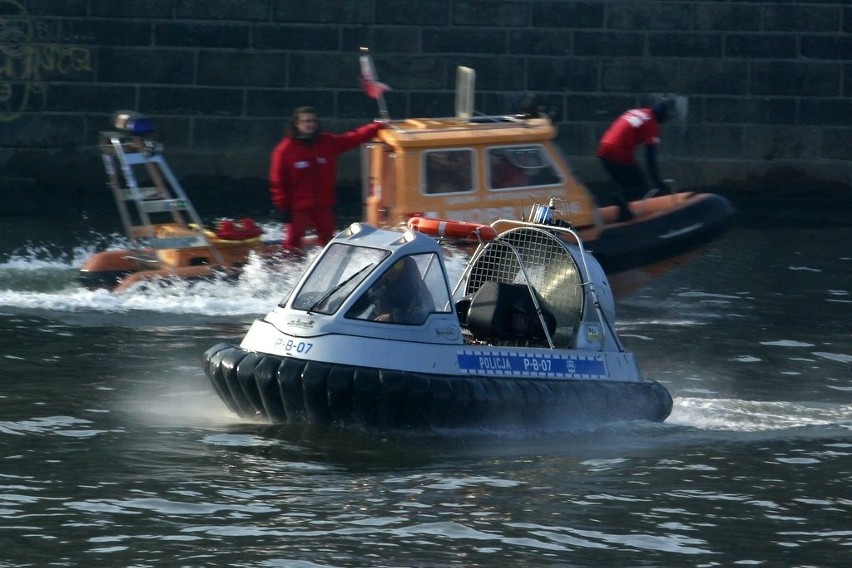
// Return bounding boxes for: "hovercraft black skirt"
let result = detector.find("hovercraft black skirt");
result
[203,343,673,429]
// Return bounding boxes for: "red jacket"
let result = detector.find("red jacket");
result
[596,108,661,165]
[269,122,384,211]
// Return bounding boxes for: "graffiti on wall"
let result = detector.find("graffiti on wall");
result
[0,0,93,121]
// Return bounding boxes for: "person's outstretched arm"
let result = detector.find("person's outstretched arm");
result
[329,121,386,154]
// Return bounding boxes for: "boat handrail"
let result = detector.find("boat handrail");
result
[534,223,625,353]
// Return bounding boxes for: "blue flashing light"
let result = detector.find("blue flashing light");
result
[112,111,155,135]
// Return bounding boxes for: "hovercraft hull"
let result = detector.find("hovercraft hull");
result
[204,343,673,430]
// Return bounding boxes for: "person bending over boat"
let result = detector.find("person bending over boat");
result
[596,99,670,222]
[269,106,386,251]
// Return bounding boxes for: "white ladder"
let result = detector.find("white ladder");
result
[98,127,225,266]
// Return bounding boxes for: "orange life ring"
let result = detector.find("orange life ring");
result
[406,217,497,242]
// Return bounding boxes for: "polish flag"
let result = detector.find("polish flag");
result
[359,53,390,99]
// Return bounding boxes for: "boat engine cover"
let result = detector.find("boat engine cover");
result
[466,281,557,342]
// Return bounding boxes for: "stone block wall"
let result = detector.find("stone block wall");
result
[0,0,850,219]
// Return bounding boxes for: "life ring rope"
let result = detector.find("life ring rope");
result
[406,217,497,242]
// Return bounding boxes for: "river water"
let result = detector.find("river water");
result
[0,217,849,567]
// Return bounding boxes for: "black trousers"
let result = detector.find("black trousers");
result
[599,159,647,221]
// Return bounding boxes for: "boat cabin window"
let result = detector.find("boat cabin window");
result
[346,253,451,325]
[423,149,474,195]
[290,244,388,315]
[487,145,561,190]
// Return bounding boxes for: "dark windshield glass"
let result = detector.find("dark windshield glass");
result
[346,253,451,325]
[290,244,388,315]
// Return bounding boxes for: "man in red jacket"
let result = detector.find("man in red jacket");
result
[269,106,386,250]
[596,100,670,222]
